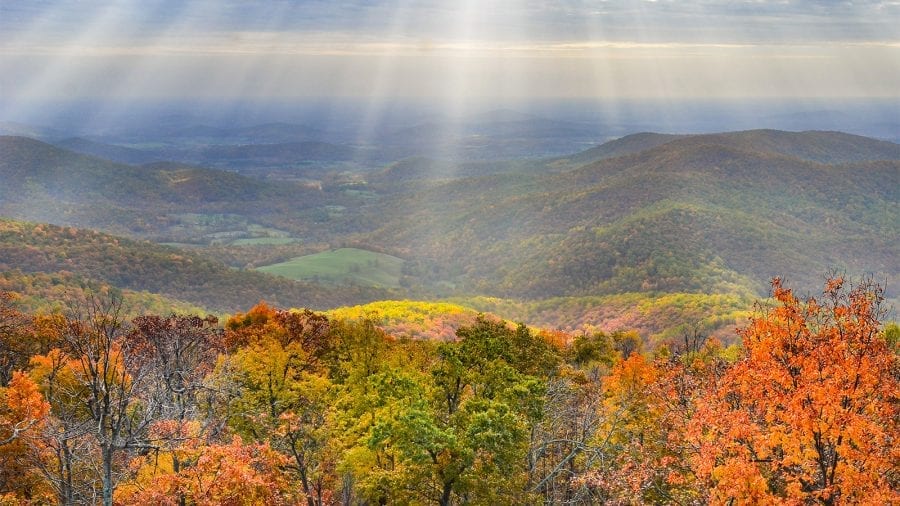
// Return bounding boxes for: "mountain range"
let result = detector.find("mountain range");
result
[0,128,897,332]
[360,130,899,299]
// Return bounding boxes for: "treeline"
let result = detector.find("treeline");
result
[0,278,897,505]
[0,270,206,316]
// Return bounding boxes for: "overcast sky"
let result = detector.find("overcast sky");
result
[1,0,898,101]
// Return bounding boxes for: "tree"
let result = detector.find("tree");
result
[28,347,98,505]
[128,314,222,505]
[527,371,606,504]
[116,433,296,506]
[213,308,335,505]
[31,293,158,506]
[353,318,551,505]
[0,371,52,502]
[0,292,31,387]
[691,277,899,504]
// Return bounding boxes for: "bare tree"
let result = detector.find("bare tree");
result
[529,377,608,504]
[51,292,157,506]
[129,314,221,479]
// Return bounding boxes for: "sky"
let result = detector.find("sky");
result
[1,0,899,104]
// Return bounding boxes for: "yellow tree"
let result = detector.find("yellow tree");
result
[213,308,335,505]
[691,278,899,504]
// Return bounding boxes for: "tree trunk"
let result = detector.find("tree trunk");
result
[439,480,454,506]
[102,444,114,506]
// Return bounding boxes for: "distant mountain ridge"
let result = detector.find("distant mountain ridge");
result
[0,135,332,239]
[565,129,900,167]
[54,137,162,164]
[362,129,899,299]
[191,141,360,163]
[0,135,267,207]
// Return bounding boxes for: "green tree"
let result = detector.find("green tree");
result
[345,317,555,505]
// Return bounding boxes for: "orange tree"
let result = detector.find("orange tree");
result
[690,277,899,504]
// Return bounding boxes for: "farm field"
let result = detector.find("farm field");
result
[256,247,405,288]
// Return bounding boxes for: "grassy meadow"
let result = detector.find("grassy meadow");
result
[257,247,405,288]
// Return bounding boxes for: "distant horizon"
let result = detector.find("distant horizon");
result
[2,96,898,144]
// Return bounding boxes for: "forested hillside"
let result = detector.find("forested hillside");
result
[0,136,370,243]
[364,130,899,299]
[0,219,392,312]
[2,129,897,333]
[3,131,897,305]
[0,277,895,504]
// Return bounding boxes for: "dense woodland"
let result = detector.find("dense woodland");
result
[0,276,896,505]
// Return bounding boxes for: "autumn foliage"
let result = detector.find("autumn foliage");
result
[0,277,897,504]
[691,277,898,504]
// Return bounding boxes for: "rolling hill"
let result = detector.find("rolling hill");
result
[0,218,393,312]
[360,130,900,299]
[0,135,277,206]
[193,141,358,163]
[0,270,209,316]
[2,129,896,325]
[109,121,326,144]
[53,137,162,165]
[0,136,367,242]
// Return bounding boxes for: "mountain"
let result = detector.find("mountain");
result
[372,130,900,183]
[0,136,271,203]
[0,136,343,241]
[563,132,686,165]
[53,137,160,164]
[360,130,900,299]
[561,129,900,168]
[682,130,900,163]
[0,218,392,312]
[3,130,897,311]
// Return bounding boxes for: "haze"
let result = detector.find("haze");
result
[2,1,899,103]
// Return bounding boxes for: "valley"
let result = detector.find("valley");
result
[1,124,896,343]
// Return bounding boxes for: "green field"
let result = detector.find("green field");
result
[256,248,405,288]
[231,237,298,246]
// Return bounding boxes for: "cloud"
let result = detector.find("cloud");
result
[0,1,897,101]
[2,0,898,45]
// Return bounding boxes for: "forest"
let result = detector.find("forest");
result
[0,276,896,505]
